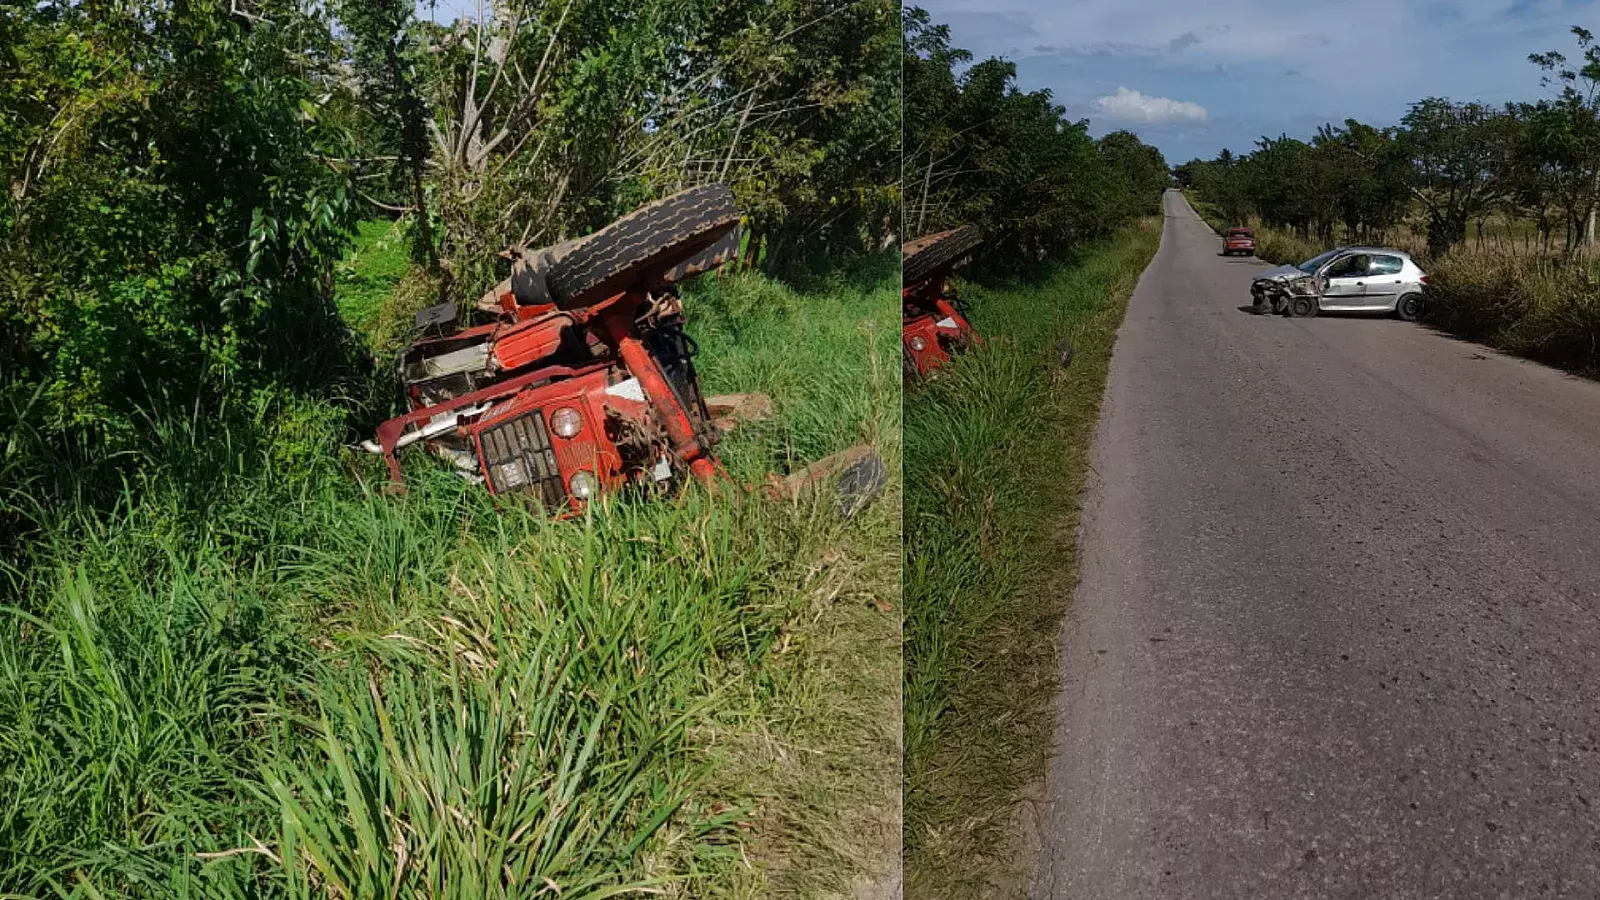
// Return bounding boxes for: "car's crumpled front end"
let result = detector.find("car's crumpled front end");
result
[1250,264,1322,314]
[1253,264,1310,285]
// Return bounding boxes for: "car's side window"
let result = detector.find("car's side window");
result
[1370,255,1404,276]
[1326,255,1368,278]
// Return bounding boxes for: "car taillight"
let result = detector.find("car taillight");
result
[1420,275,1430,284]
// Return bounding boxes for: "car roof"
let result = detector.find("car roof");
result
[1337,245,1411,259]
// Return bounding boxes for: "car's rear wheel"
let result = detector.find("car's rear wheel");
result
[1396,293,1423,322]
[1288,295,1317,318]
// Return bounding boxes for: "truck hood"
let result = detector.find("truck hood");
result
[1253,264,1308,284]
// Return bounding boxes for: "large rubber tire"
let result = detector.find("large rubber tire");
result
[1396,292,1423,322]
[903,226,983,285]
[545,185,741,310]
[1288,295,1318,318]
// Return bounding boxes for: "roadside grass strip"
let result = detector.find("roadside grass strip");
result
[903,220,1161,899]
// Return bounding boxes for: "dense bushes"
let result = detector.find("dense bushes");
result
[1,0,362,446]
[1427,256,1600,369]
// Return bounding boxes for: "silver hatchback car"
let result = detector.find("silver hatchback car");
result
[1250,246,1428,320]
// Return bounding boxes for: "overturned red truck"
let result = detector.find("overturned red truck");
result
[363,184,884,515]
[902,226,982,378]
[364,186,740,510]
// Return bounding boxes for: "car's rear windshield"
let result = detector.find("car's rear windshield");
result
[1297,249,1342,273]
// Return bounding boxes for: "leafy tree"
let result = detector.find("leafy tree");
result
[2,0,359,446]
[1401,98,1507,254]
[1314,120,1411,242]
[1528,26,1600,251]
[338,0,437,268]
[902,6,1166,262]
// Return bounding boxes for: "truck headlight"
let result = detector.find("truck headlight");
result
[568,470,599,500]
[909,336,926,351]
[549,407,583,438]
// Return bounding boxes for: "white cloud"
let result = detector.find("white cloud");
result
[1095,87,1208,124]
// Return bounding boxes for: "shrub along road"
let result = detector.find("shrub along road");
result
[1033,190,1600,897]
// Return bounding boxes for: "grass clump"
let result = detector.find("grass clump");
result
[0,253,900,898]
[902,221,1161,899]
[1425,253,1600,371]
[333,219,410,339]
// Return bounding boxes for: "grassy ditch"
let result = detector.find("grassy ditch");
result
[1187,193,1600,374]
[902,220,1161,899]
[0,248,899,897]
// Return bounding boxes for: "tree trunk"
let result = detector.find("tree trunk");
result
[1589,171,1598,249]
[915,152,934,237]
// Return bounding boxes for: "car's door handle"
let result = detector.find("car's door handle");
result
[1355,281,1364,286]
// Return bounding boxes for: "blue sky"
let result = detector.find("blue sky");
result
[914,0,1598,165]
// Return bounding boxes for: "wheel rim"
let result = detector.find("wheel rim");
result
[1402,297,1420,319]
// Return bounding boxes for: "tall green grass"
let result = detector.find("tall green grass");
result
[902,222,1160,899]
[333,219,410,340]
[0,255,900,897]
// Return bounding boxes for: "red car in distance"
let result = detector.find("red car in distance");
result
[1224,227,1256,257]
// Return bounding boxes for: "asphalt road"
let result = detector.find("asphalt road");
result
[1031,191,1600,899]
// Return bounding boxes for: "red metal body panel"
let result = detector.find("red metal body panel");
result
[902,313,949,374]
[467,366,628,507]
[903,279,980,377]
[375,286,718,507]
[490,314,575,372]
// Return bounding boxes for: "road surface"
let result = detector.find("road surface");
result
[1032,191,1600,898]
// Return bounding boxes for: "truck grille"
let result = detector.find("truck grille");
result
[479,411,565,507]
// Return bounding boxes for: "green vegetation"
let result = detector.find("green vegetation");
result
[899,10,1170,896]
[903,221,1161,899]
[902,7,1169,258]
[1,0,901,892]
[1174,26,1598,258]
[0,256,900,896]
[1179,26,1600,373]
[333,219,410,339]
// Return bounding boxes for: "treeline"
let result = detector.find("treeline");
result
[903,7,1168,261]
[1175,26,1600,257]
[0,0,898,476]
